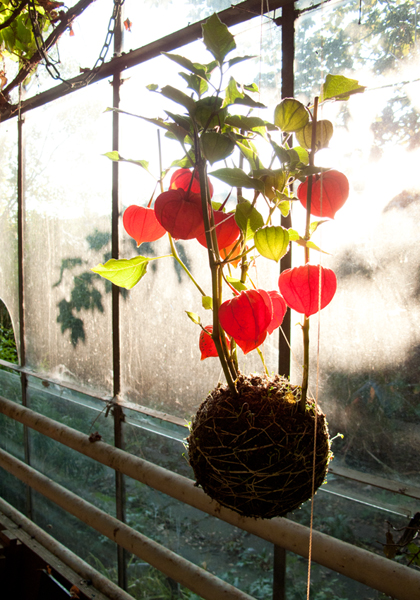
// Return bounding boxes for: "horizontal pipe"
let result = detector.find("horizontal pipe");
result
[0,497,135,600]
[0,447,255,600]
[1,396,420,600]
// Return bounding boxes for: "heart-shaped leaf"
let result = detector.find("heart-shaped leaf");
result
[210,167,265,193]
[235,199,264,241]
[92,257,150,289]
[201,132,235,165]
[202,13,236,64]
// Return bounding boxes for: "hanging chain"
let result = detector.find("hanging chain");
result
[28,0,125,89]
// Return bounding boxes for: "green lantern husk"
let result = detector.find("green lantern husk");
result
[188,374,331,519]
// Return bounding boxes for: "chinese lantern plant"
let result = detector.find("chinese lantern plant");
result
[92,14,364,518]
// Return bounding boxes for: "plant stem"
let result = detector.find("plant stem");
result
[300,96,319,413]
[257,347,269,376]
[196,153,238,396]
[168,234,207,297]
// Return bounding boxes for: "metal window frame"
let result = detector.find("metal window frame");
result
[1,0,418,597]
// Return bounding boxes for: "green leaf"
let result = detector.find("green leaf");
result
[309,220,328,235]
[201,132,235,165]
[210,167,265,193]
[103,152,152,174]
[92,257,150,289]
[225,115,268,136]
[254,226,289,262]
[270,139,291,165]
[105,109,191,142]
[160,85,196,114]
[164,111,193,133]
[179,72,208,97]
[236,140,265,171]
[294,239,330,254]
[226,276,248,292]
[233,94,266,109]
[162,52,207,78]
[235,199,264,241]
[290,146,309,166]
[146,84,158,91]
[228,55,255,69]
[222,76,244,108]
[287,228,299,241]
[278,200,291,217]
[320,74,366,102]
[244,83,259,93]
[170,153,195,169]
[186,311,201,325]
[202,13,236,64]
[202,296,213,310]
[195,96,227,128]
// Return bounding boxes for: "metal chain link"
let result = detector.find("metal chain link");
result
[28,0,125,89]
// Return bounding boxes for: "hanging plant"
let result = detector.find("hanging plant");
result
[92,13,365,519]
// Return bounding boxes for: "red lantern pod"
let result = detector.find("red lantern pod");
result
[199,326,230,360]
[219,289,272,354]
[278,264,337,318]
[266,290,287,334]
[170,168,214,198]
[297,170,349,219]
[123,205,166,247]
[154,189,203,240]
[195,210,240,251]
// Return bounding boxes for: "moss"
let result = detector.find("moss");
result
[188,374,331,519]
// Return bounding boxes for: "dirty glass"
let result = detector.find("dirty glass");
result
[0,119,19,359]
[117,16,282,418]
[123,0,232,50]
[22,81,113,396]
[291,0,420,491]
[31,491,118,583]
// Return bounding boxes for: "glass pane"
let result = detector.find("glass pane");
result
[31,491,118,583]
[26,379,116,509]
[123,0,232,51]
[124,422,275,599]
[293,0,420,492]
[118,17,281,419]
[0,119,20,359]
[23,81,113,396]
[0,468,27,515]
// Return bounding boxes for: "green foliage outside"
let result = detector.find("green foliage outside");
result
[0,299,17,365]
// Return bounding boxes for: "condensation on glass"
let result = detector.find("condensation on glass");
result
[117,17,282,418]
[22,81,113,395]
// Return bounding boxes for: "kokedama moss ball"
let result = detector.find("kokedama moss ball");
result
[188,374,331,519]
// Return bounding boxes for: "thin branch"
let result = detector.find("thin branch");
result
[2,0,97,98]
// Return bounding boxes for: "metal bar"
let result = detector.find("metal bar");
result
[274,6,296,598]
[111,3,127,591]
[2,363,420,501]
[272,545,286,600]
[0,0,295,121]
[17,100,32,520]
[0,447,257,600]
[1,396,420,600]
[0,497,140,600]
[278,1,295,381]
[327,464,420,499]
